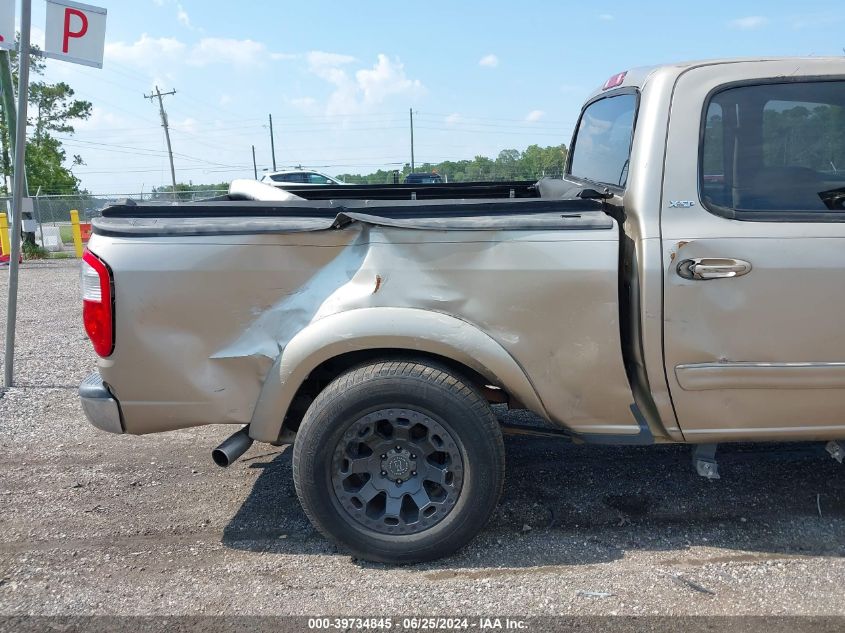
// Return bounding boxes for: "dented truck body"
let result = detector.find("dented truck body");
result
[87,202,637,442]
[78,57,845,561]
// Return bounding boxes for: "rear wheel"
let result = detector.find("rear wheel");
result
[292,360,505,563]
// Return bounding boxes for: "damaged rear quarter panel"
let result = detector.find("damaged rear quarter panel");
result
[91,215,637,437]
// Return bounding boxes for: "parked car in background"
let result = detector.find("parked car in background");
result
[261,170,346,187]
[404,172,443,184]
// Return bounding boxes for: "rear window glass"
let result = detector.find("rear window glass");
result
[270,173,306,183]
[700,80,845,215]
[568,94,637,188]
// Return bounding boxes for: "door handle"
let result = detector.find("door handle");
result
[677,258,752,280]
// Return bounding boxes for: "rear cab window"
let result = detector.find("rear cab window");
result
[568,93,638,189]
[700,80,845,219]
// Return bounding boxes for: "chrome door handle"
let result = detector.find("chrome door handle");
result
[677,258,752,280]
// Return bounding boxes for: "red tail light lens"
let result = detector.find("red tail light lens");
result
[81,249,114,357]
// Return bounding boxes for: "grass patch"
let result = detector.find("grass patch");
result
[46,251,77,259]
[59,225,74,242]
[23,241,48,259]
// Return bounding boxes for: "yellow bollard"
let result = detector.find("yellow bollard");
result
[0,211,10,257]
[70,209,84,258]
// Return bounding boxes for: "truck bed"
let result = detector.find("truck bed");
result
[94,197,608,237]
[87,191,636,443]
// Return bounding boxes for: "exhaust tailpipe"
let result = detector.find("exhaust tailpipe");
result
[212,427,254,467]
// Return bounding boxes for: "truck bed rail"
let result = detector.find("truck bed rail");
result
[284,180,540,200]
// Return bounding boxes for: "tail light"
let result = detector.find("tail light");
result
[81,249,114,357]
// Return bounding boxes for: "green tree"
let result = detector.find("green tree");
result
[24,135,81,194]
[152,181,230,201]
[337,144,568,184]
[29,81,92,143]
[0,38,91,194]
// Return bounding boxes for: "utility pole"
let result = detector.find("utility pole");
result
[268,114,277,171]
[251,145,258,179]
[409,108,415,173]
[144,86,177,193]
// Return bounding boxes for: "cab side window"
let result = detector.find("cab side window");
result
[701,81,845,217]
[568,93,637,188]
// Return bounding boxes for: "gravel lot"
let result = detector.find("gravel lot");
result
[1,260,844,619]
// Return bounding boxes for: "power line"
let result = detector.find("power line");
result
[143,86,178,190]
[56,137,239,167]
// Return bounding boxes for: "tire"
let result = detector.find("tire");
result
[292,359,505,564]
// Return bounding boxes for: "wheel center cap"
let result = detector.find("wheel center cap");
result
[382,448,415,480]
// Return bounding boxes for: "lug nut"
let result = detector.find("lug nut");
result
[411,454,416,459]
[411,471,417,476]
[396,479,402,485]
[381,454,386,459]
[381,471,387,477]
[396,445,401,451]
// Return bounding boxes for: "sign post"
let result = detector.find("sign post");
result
[3,0,106,388]
[3,0,31,388]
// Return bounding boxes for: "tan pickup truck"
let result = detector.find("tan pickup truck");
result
[79,57,845,563]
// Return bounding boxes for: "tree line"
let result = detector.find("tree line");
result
[337,144,569,184]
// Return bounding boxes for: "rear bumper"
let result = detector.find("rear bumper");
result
[79,372,124,434]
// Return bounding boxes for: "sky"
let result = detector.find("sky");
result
[19,0,845,195]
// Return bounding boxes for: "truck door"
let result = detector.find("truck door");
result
[661,63,845,441]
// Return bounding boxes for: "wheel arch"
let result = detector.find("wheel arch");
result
[247,307,548,443]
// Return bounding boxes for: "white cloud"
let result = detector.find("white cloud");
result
[598,13,614,21]
[105,34,188,70]
[525,110,545,122]
[75,107,128,132]
[479,54,499,68]
[105,34,285,70]
[171,117,201,134]
[445,113,462,125]
[357,55,422,105]
[187,38,271,66]
[269,52,299,61]
[152,0,199,30]
[308,53,424,116]
[307,51,357,67]
[176,3,193,29]
[219,93,233,106]
[30,26,45,48]
[728,16,768,30]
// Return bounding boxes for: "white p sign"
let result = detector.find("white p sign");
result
[0,0,14,51]
[44,0,107,68]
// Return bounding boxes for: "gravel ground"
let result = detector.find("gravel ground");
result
[1,260,844,619]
